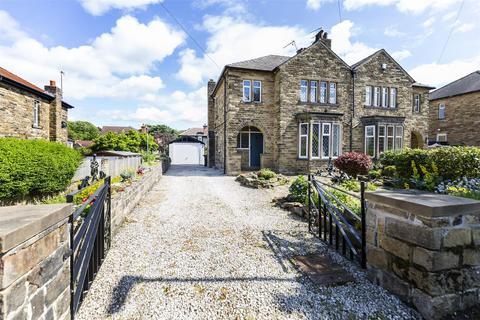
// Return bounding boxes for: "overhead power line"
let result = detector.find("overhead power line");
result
[337,0,343,23]
[159,3,220,69]
[437,0,466,64]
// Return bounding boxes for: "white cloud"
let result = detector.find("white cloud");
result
[0,11,26,41]
[193,0,247,14]
[392,49,411,60]
[176,15,309,86]
[422,17,436,28]
[0,12,185,100]
[78,0,163,15]
[453,22,475,33]
[384,26,405,37]
[410,54,480,87]
[442,11,457,21]
[330,20,378,65]
[306,0,333,10]
[344,0,461,14]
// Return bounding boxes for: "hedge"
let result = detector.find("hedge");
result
[379,147,480,180]
[0,138,82,202]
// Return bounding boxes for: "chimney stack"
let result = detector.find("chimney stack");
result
[313,29,332,48]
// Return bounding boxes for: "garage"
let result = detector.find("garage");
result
[168,136,205,165]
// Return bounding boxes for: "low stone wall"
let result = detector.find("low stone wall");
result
[0,204,72,320]
[365,190,480,319]
[111,164,163,234]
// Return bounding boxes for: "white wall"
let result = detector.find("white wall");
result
[74,156,142,180]
[169,142,204,165]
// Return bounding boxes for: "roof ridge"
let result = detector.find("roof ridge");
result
[430,70,480,94]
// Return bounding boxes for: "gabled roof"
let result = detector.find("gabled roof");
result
[413,82,436,89]
[351,49,415,83]
[227,55,290,72]
[429,71,480,100]
[180,127,207,136]
[0,66,45,94]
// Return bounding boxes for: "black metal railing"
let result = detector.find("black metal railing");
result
[68,177,111,318]
[307,174,367,268]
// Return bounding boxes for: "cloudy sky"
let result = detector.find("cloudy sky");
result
[0,0,479,130]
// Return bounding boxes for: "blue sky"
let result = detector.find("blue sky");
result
[0,0,479,130]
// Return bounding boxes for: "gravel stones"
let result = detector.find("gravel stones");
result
[77,165,420,320]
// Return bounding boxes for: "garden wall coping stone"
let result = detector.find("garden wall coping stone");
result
[365,189,480,217]
[0,204,72,253]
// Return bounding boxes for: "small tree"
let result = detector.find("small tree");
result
[333,152,372,178]
[68,121,100,141]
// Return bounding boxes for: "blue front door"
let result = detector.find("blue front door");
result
[249,133,263,168]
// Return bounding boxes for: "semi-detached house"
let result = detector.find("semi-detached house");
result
[207,30,434,174]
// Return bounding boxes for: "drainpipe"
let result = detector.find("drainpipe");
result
[223,73,227,174]
[350,69,356,152]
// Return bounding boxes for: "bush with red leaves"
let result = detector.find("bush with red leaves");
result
[333,152,372,178]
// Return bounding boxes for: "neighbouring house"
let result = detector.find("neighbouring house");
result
[73,140,94,149]
[207,30,434,174]
[153,132,177,154]
[0,66,74,144]
[428,71,480,146]
[180,125,208,144]
[100,125,136,134]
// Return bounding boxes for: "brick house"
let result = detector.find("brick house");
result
[0,67,73,143]
[207,30,433,174]
[428,71,480,146]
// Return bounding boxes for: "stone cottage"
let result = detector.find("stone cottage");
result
[0,67,73,144]
[428,70,480,146]
[207,30,433,174]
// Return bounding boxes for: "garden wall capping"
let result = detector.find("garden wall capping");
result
[366,189,480,217]
[366,189,480,320]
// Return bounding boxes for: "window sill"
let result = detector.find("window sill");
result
[297,157,336,161]
[241,101,263,105]
[32,125,42,129]
[364,105,398,110]
[297,102,339,107]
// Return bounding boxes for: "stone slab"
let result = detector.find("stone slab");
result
[366,190,480,218]
[0,204,72,253]
[292,254,355,286]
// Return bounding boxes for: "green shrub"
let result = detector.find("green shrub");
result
[258,168,276,180]
[120,169,135,182]
[339,179,378,192]
[333,152,372,178]
[368,169,382,180]
[0,138,82,202]
[382,165,397,177]
[289,175,309,204]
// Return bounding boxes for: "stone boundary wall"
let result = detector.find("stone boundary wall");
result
[0,204,72,320]
[111,164,163,235]
[365,190,480,319]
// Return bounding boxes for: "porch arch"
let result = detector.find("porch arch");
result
[410,131,424,149]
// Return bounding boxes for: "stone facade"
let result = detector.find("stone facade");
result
[365,190,480,319]
[429,91,480,146]
[0,79,69,144]
[208,32,431,175]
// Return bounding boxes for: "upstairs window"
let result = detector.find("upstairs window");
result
[300,80,308,102]
[438,103,445,119]
[365,86,372,106]
[413,94,420,112]
[373,87,380,107]
[320,81,327,103]
[389,88,397,108]
[329,82,337,104]
[253,80,261,102]
[382,87,388,108]
[33,100,40,127]
[243,80,251,102]
[310,81,318,103]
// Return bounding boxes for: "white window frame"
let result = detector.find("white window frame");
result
[310,81,318,103]
[378,125,386,155]
[382,87,388,108]
[365,125,376,158]
[320,81,327,103]
[253,80,262,103]
[386,125,395,151]
[321,123,331,159]
[373,87,380,107]
[332,123,341,158]
[365,86,372,106]
[438,103,445,119]
[389,87,397,108]
[437,133,447,142]
[395,126,403,149]
[33,100,40,127]
[300,80,308,102]
[414,94,420,112]
[243,80,251,102]
[311,123,320,159]
[299,123,309,159]
[329,82,337,104]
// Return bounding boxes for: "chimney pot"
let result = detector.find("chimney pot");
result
[49,80,56,87]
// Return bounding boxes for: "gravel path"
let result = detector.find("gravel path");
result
[77,165,420,320]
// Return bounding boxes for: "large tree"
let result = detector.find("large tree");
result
[147,124,178,135]
[68,121,100,141]
[91,130,158,153]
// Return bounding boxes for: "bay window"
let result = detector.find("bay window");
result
[322,123,331,159]
[253,80,261,102]
[320,81,327,103]
[395,126,403,149]
[243,80,251,102]
[299,123,309,159]
[332,124,341,158]
[368,124,405,157]
[312,123,320,158]
[329,82,337,104]
[378,125,386,154]
[300,80,308,102]
[389,88,397,108]
[310,81,318,103]
[365,125,375,157]
[299,122,342,159]
[387,125,394,150]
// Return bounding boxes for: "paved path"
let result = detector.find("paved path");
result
[77,165,419,320]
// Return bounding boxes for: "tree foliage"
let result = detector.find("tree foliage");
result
[91,130,158,153]
[68,121,100,141]
[147,124,178,135]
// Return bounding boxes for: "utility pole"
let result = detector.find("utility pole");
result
[60,71,64,93]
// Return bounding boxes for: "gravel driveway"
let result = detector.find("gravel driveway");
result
[77,165,419,320]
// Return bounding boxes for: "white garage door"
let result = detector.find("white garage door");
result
[169,142,204,165]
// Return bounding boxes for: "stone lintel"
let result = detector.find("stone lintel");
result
[366,190,480,218]
[0,204,72,253]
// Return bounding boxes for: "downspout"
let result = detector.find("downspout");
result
[223,73,227,174]
[350,69,356,152]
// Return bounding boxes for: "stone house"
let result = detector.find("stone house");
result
[428,70,480,146]
[0,67,73,143]
[180,125,208,144]
[207,30,433,174]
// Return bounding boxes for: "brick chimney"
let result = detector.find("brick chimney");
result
[313,29,331,48]
[44,80,65,143]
